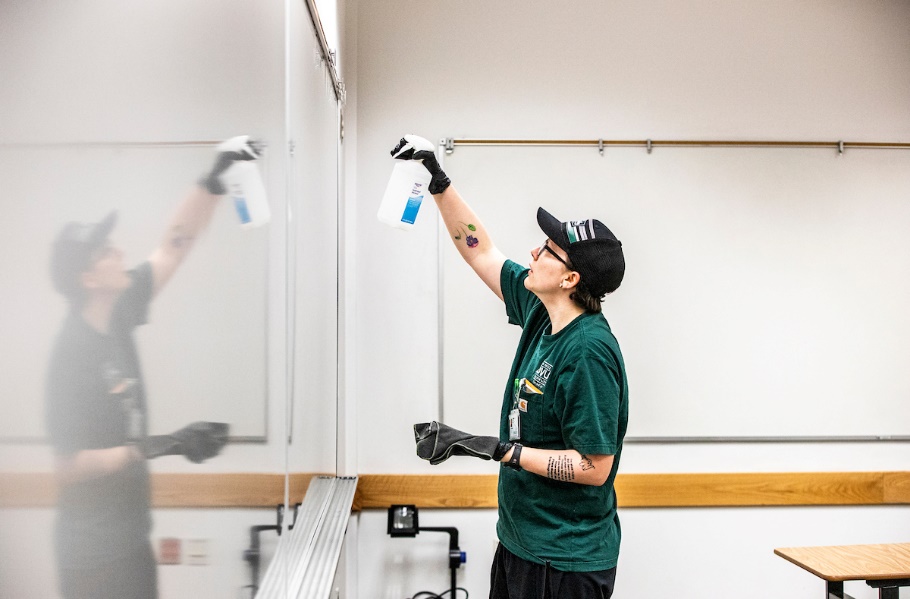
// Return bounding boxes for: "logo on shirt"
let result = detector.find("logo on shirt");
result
[102,361,121,389]
[532,360,553,389]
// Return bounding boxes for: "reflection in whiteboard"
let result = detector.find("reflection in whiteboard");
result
[0,145,268,440]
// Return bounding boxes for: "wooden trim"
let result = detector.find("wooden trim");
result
[150,473,323,507]
[0,473,58,508]
[614,472,884,507]
[2,472,908,509]
[0,472,325,509]
[883,472,910,504]
[352,475,499,510]
[353,472,893,509]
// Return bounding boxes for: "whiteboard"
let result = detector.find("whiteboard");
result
[0,144,269,440]
[442,145,910,438]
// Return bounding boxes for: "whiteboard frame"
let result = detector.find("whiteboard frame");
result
[436,137,910,444]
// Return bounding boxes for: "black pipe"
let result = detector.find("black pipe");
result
[243,524,280,594]
[418,526,462,599]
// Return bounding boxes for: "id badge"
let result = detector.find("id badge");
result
[508,408,521,441]
[113,379,143,441]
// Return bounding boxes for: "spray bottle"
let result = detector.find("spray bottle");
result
[224,162,269,228]
[377,135,435,231]
[218,137,270,228]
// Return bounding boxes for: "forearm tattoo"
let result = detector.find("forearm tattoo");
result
[579,454,595,471]
[452,222,479,248]
[169,226,194,249]
[547,455,575,482]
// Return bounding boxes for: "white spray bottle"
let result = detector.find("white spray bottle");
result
[219,137,270,228]
[377,135,435,231]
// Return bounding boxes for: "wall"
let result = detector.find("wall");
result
[346,1,910,598]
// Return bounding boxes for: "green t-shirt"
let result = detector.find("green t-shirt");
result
[496,260,629,572]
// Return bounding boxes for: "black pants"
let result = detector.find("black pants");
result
[490,543,616,599]
[59,542,158,599]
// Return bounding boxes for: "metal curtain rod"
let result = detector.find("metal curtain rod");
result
[0,140,223,149]
[442,138,910,155]
[304,0,345,103]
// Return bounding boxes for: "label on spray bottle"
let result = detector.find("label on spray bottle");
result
[226,169,252,224]
[233,196,252,224]
[378,159,432,230]
[400,182,426,225]
[224,161,269,227]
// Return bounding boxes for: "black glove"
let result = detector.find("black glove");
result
[413,421,511,465]
[200,135,263,195]
[139,422,230,464]
[391,135,451,194]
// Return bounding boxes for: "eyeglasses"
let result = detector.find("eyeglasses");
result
[538,239,571,269]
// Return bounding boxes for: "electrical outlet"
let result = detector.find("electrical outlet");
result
[157,537,181,565]
[185,539,209,566]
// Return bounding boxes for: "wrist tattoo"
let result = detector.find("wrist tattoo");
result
[579,454,595,471]
[547,455,575,482]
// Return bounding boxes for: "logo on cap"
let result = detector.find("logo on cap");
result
[564,220,597,244]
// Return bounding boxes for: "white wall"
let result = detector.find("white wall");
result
[354,506,910,599]
[346,0,910,597]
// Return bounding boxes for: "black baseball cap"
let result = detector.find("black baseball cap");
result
[537,207,625,297]
[50,211,118,301]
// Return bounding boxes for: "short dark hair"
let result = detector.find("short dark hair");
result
[570,282,603,314]
[50,211,117,305]
[564,255,603,313]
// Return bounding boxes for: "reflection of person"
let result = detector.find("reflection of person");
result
[45,136,260,599]
[397,135,629,599]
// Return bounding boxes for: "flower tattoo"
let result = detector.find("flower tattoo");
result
[453,222,479,248]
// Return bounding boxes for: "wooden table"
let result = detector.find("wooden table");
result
[775,543,910,599]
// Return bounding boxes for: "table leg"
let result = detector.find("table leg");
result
[827,581,856,599]
[866,578,910,599]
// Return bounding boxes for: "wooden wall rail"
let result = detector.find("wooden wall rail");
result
[2,472,909,509]
[353,472,910,509]
[0,473,321,509]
